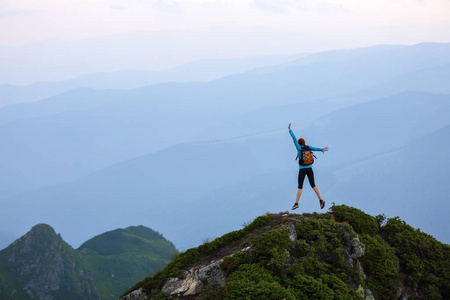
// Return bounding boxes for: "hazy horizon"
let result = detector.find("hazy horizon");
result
[1,0,450,85]
[1,0,449,47]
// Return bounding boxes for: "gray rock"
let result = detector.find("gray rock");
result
[283,224,297,244]
[340,226,365,267]
[364,288,374,300]
[356,284,374,300]
[356,260,367,279]
[161,259,226,297]
[161,269,203,296]
[121,288,148,300]
[198,260,225,286]
[350,237,365,259]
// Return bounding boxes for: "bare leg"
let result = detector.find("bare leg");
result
[295,189,302,204]
[313,186,322,200]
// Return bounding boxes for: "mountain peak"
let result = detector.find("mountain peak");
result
[29,223,57,236]
[122,205,450,300]
[0,224,98,300]
[7,223,62,254]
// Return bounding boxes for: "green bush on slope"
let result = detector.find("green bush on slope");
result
[360,234,400,300]
[222,264,297,300]
[381,217,450,299]
[331,205,379,235]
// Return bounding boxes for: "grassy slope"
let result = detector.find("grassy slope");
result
[79,226,178,299]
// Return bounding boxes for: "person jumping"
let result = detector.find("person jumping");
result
[289,123,329,210]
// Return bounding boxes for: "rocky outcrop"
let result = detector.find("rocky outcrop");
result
[356,285,375,300]
[121,288,148,300]
[161,260,226,297]
[283,224,297,244]
[340,225,365,267]
[339,225,373,298]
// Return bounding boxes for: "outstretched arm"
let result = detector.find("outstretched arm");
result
[309,146,329,153]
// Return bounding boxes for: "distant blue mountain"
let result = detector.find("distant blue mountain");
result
[0,28,322,85]
[0,53,308,107]
[216,42,450,102]
[341,63,450,103]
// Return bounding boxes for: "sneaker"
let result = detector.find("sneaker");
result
[320,199,325,209]
[291,203,299,210]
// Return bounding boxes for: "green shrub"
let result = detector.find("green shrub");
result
[289,273,359,300]
[223,264,297,300]
[295,219,346,270]
[252,229,291,261]
[199,284,226,300]
[288,256,330,279]
[243,215,272,232]
[382,217,450,299]
[220,251,251,275]
[360,234,400,300]
[331,205,379,235]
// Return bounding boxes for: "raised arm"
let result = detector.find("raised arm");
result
[288,123,301,151]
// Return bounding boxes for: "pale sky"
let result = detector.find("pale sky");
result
[1,0,449,47]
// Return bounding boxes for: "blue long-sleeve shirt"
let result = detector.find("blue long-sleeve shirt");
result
[289,130,323,169]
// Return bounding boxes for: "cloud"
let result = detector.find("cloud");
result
[249,0,289,12]
[0,1,33,17]
[110,5,127,10]
[249,0,347,13]
[153,0,181,13]
[107,0,180,13]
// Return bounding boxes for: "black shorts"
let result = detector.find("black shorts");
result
[298,168,316,189]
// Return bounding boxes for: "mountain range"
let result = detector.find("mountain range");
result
[1,43,450,198]
[0,53,308,108]
[1,42,450,252]
[0,224,176,300]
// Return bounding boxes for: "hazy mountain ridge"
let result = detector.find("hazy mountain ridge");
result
[0,28,319,85]
[352,63,450,99]
[0,53,308,108]
[0,224,177,300]
[121,206,450,300]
